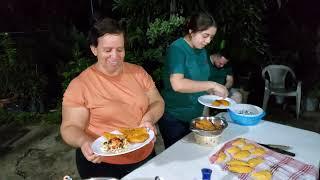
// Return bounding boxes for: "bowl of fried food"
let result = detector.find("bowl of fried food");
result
[190,116,228,146]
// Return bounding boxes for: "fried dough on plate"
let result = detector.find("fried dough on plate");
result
[119,127,149,143]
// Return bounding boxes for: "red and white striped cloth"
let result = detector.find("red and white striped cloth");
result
[209,138,319,180]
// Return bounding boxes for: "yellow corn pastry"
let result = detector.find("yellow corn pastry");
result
[252,170,272,180]
[234,150,251,160]
[251,147,266,156]
[216,152,227,163]
[228,165,253,174]
[242,143,256,151]
[227,159,249,166]
[248,157,264,168]
[227,146,241,155]
[232,138,246,146]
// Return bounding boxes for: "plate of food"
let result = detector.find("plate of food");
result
[91,127,155,156]
[198,95,236,109]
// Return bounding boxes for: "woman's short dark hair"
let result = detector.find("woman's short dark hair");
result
[88,17,124,47]
[185,12,217,34]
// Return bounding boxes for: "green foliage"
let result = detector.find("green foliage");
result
[146,16,185,45]
[0,33,18,98]
[143,15,186,87]
[40,110,62,124]
[0,108,61,125]
[0,33,49,111]
[212,0,270,63]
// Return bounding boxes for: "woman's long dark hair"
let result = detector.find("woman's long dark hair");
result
[185,12,217,34]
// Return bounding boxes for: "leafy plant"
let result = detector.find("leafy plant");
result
[143,15,186,87]
[0,107,61,125]
[146,15,185,45]
[0,33,18,99]
[211,0,271,63]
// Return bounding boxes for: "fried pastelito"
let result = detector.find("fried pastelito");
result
[211,99,230,107]
[119,127,149,143]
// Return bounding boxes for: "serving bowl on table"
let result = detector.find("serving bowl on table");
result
[190,116,228,146]
[227,103,265,126]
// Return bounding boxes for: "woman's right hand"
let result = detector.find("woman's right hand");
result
[80,140,103,163]
[209,82,229,98]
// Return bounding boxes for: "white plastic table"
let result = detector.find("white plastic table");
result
[123,119,320,180]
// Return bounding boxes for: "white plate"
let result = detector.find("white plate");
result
[91,129,155,156]
[198,95,236,109]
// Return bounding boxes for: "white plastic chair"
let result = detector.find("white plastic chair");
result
[262,65,302,119]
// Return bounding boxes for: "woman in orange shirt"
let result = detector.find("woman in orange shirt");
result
[60,17,164,179]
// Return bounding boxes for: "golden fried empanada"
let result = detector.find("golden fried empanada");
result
[195,120,215,131]
[252,170,272,180]
[227,159,249,166]
[251,147,266,156]
[211,99,230,107]
[234,150,250,160]
[228,165,253,174]
[119,127,149,143]
[232,138,246,146]
[247,157,264,167]
[242,143,256,151]
[216,152,227,163]
[103,132,125,140]
[227,146,241,155]
[212,100,221,106]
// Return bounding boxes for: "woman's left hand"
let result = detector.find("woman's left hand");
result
[139,120,157,135]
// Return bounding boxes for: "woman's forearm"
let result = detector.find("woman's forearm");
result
[60,125,92,148]
[142,99,165,124]
[171,77,218,93]
[61,106,92,148]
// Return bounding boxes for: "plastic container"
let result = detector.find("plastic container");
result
[228,104,265,126]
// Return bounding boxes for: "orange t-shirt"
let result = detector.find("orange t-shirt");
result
[63,62,156,164]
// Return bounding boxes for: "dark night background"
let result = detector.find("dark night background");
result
[0,0,319,110]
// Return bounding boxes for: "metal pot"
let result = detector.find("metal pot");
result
[190,116,228,136]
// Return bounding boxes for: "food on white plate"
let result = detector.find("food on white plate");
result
[212,99,230,107]
[101,132,128,152]
[119,127,149,143]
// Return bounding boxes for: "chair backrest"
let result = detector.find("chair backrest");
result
[262,65,296,89]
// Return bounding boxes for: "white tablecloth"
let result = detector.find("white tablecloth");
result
[123,119,320,180]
